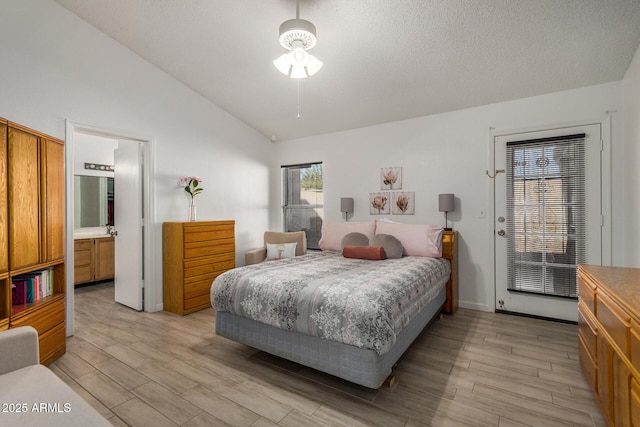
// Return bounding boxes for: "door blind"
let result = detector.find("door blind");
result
[506,133,586,298]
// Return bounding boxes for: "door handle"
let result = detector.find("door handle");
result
[497,229,506,236]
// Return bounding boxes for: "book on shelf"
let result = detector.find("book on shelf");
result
[11,281,26,305]
[11,268,55,306]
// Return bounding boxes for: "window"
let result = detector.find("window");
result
[282,162,323,250]
[506,134,586,298]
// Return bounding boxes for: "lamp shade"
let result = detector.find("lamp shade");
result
[340,197,354,213]
[438,194,455,212]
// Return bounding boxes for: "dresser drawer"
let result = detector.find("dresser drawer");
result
[597,292,630,356]
[184,223,234,243]
[39,321,66,366]
[579,302,597,358]
[74,247,92,266]
[184,254,235,278]
[74,239,92,252]
[184,271,227,297]
[579,271,596,315]
[184,239,235,259]
[184,293,211,311]
[10,297,65,335]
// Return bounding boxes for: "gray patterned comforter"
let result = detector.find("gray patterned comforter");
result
[210,251,450,355]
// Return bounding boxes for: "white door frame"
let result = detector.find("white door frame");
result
[64,120,156,336]
[488,117,612,315]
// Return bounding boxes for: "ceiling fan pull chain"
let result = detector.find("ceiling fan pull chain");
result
[297,79,301,119]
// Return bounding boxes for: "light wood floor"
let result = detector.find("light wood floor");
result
[51,282,606,427]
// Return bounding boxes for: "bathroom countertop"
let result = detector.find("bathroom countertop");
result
[74,228,114,239]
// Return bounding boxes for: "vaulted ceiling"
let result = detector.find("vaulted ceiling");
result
[54,0,640,141]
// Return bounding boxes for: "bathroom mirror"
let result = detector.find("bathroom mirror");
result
[74,175,114,228]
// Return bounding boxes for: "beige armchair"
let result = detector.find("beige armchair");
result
[0,326,111,426]
[245,231,307,265]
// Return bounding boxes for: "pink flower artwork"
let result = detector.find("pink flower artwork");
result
[369,192,390,215]
[380,167,402,190]
[392,191,415,215]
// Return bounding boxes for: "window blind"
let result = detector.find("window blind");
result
[506,134,586,298]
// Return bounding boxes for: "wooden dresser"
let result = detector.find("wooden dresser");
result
[578,264,640,426]
[163,221,235,315]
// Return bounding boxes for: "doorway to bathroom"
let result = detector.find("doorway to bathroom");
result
[64,121,155,336]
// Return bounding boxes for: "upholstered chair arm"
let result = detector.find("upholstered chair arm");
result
[245,247,267,265]
[0,326,40,375]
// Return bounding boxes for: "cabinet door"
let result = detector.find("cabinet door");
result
[94,238,115,281]
[41,138,65,262]
[598,333,615,425]
[8,127,40,270]
[0,122,7,274]
[631,378,640,427]
[613,351,632,427]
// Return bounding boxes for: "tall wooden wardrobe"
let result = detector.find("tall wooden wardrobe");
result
[0,118,66,365]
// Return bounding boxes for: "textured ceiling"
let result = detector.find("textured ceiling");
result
[54,0,640,141]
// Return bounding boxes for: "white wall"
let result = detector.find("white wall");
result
[623,44,640,268]
[0,0,274,315]
[275,82,623,312]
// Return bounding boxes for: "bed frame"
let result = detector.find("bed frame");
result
[215,231,458,389]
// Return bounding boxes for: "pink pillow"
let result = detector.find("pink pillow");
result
[343,246,386,260]
[319,221,376,251]
[375,221,443,257]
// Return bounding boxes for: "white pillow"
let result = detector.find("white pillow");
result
[318,221,376,251]
[266,242,297,260]
[375,221,443,257]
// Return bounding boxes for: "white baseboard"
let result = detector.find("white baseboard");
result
[459,301,492,312]
[149,303,164,313]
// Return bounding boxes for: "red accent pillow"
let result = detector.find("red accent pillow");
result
[342,245,386,260]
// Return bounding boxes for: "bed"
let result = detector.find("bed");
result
[210,229,457,389]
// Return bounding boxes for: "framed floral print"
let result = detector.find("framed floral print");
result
[392,191,415,215]
[380,166,402,190]
[370,192,390,215]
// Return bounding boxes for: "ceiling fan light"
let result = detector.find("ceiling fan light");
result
[273,3,322,80]
[306,55,323,76]
[289,44,309,67]
[289,66,308,79]
[273,54,292,76]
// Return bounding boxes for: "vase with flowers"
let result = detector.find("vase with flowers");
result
[179,176,203,221]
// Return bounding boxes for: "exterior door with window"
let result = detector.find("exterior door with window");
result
[494,124,602,322]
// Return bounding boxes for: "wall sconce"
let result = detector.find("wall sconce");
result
[438,193,455,231]
[340,197,354,222]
